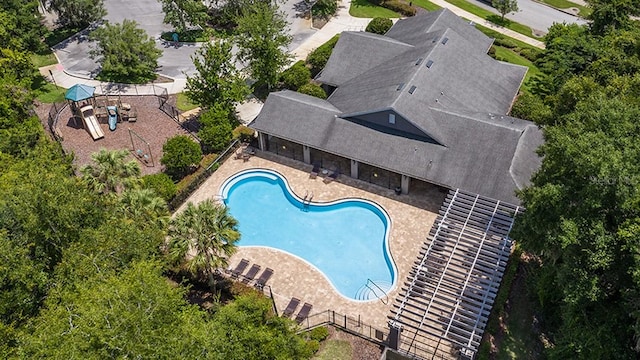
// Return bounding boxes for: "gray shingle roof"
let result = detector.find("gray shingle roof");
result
[316,31,415,87]
[252,91,542,204]
[251,10,541,204]
[385,8,493,53]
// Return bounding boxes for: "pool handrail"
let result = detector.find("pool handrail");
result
[366,278,389,305]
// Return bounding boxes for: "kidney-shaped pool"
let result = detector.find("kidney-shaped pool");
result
[219,169,396,301]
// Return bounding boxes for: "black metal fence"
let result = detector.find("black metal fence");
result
[298,310,389,347]
[47,101,68,143]
[168,139,241,211]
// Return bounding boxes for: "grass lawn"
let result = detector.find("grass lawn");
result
[35,82,67,103]
[475,24,542,51]
[444,0,537,38]
[313,340,352,360]
[493,47,541,92]
[176,92,199,112]
[31,52,58,68]
[349,0,401,18]
[540,0,591,17]
[412,0,442,11]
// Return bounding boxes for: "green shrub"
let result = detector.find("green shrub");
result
[494,37,517,49]
[366,17,393,35]
[306,340,320,354]
[309,326,329,341]
[313,0,339,18]
[298,83,327,99]
[518,47,542,62]
[280,60,311,90]
[488,45,496,58]
[510,91,552,125]
[232,125,255,142]
[142,173,177,201]
[306,35,340,75]
[198,106,233,153]
[161,135,203,180]
[382,1,415,16]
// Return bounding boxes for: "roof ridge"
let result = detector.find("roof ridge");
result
[275,90,339,112]
[343,30,414,47]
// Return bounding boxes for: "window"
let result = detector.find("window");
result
[389,113,396,124]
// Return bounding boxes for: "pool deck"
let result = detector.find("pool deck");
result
[179,151,445,332]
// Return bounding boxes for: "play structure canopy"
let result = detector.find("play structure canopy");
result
[65,84,95,102]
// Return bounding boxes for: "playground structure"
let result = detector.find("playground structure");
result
[65,84,104,141]
[129,128,155,167]
[107,105,118,131]
[93,94,138,124]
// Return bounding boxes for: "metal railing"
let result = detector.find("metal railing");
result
[366,279,389,305]
[297,310,388,346]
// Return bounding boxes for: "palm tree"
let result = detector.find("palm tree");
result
[119,188,170,229]
[168,199,240,289]
[81,149,141,194]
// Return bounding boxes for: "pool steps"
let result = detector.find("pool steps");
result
[355,280,393,301]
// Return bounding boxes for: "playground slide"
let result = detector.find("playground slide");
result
[80,105,105,140]
[107,105,117,131]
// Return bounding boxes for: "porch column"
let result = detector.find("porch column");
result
[303,145,311,164]
[258,132,266,151]
[350,159,359,179]
[401,175,410,195]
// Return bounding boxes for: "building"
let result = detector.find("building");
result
[251,9,543,204]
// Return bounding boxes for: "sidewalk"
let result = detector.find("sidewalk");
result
[41,0,544,96]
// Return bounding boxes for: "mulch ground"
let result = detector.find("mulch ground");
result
[40,95,192,175]
[324,326,385,360]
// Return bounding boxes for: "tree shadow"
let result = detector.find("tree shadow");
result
[487,14,511,27]
[293,0,312,18]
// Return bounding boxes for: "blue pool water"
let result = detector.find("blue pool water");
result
[220,169,396,301]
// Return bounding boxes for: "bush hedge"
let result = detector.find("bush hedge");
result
[232,125,256,142]
[382,0,416,16]
[280,60,311,90]
[306,35,340,75]
[141,173,177,201]
[366,17,393,35]
[298,83,327,99]
[161,135,203,180]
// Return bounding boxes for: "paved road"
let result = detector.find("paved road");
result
[54,0,316,80]
[467,0,586,34]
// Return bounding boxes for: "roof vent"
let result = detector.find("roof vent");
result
[415,58,423,65]
[426,60,434,68]
[441,37,449,45]
[396,83,405,91]
[408,85,417,94]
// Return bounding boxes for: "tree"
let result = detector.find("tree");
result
[513,92,640,359]
[21,261,217,359]
[47,0,106,28]
[492,0,518,21]
[198,104,234,153]
[119,188,170,229]
[234,1,292,90]
[587,0,640,34]
[210,293,314,359]
[160,135,202,179]
[0,0,47,53]
[89,20,162,83]
[185,39,249,111]
[81,149,141,194]
[365,17,393,35]
[298,83,327,99]
[159,0,208,34]
[167,199,240,289]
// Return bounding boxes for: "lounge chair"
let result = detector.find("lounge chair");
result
[282,297,300,318]
[229,258,249,278]
[309,162,321,179]
[242,264,261,284]
[255,268,274,289]
[323,170,340,184]
[295,303,313,324]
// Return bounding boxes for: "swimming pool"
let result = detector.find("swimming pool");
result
[219,169,396,301]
